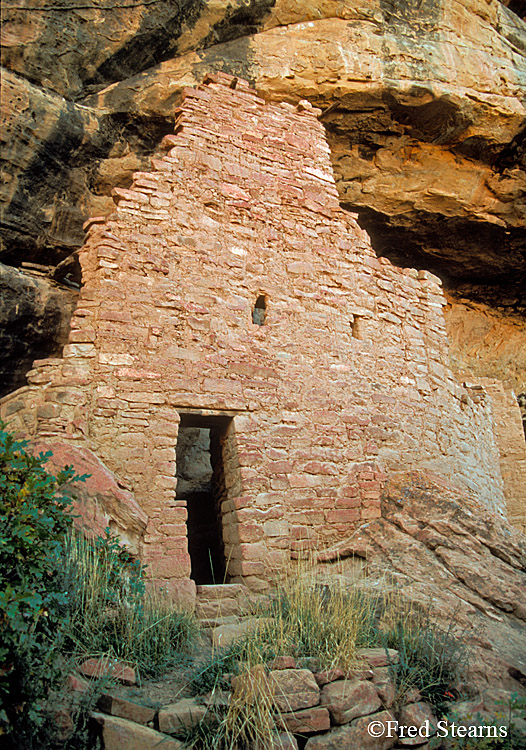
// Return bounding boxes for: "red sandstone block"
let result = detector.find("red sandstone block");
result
[69,329,96,343]
[231,496,253,510]
[291,526,315,540]
[236,523,264,543]
[291,539,316,552]
[288,496,324,510]
[159,524,187,536]
[288,474,319,488]
[162,538,191,551]
[66,673,90,693]
[358,480,381,490]
[272,656,296,670]
[237,450,262,466]
[267,460,293,475]
[99,310,133,323]
[303,461,338,475]
[221,183,251,201]
[327,509,360,524]
[269,475,291,491]
[340,485,360,497]
[238,543,267,561]
[227,560,265,576]
[293,510,325,524]
[80,658,135,686]
[361,491,381,500]
[235,509,257,522]
[361,507,382,520]
[146,553,191,579]
[159,508,187,523]
[335,497,361,509]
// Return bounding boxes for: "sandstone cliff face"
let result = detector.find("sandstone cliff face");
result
[2,0,525,274]
[320,471,526,692]
[0,263,77,397]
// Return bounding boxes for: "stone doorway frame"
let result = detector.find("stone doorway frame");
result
[176,409,243,584]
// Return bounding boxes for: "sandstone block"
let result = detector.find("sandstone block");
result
[320,678,381,724]
[66,673,90,693]
[398,702,437,745]
[211,617,260,648]
[313,668,345,686]
[97,693,156,725]
[92,712,183,749]
[158,697,207,734]
[80,657,135,685]
[356,648,399,667]
[270,668,320,712]
[371,667,396,708]
[304,710,397,750]
[270,732,300,750]
[30,440,147,555]
[277,706,331,734]
[271,656,297,670]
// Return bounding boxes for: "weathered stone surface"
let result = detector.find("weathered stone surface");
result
[211,617,261,648]
[97,693,156,726]
[356,648,399,668]
[277,706,331,735]
[313,668,346,686]
[320,471,526,692]
[66,673,90,693]
[158,697,207,734]
[471,379,526,533]
[272,656,297,670]
[0,263,77,397]
[445,294,526,400]
[195,583,250,619]
[320,678,382,724]
[270,732,300,750]
[269,669,320,713]
[31,440,148,554]
[305,710,397,750]
[80,657,136,686]
[92,712,183,749]
[371,667,396,709]
[1,0,525,289]
[398,702,437,746]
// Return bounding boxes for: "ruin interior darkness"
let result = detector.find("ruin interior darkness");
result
[175,414,230,584]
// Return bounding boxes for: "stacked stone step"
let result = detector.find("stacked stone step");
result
[83,646,452,749]
[195,583,261,646]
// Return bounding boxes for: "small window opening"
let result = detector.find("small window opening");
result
[350,314,365,340]
[518,393,526,441]
[176,419,229,584]
[252,295,266,326]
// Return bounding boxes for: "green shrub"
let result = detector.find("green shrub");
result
[0,423,86,745]
[378,604,466,711]
[0,422,196,747]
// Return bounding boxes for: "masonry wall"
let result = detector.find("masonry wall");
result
[473,379,526,533]
[1,74,507,594]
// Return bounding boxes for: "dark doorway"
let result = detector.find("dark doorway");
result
[176,414,230,584]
